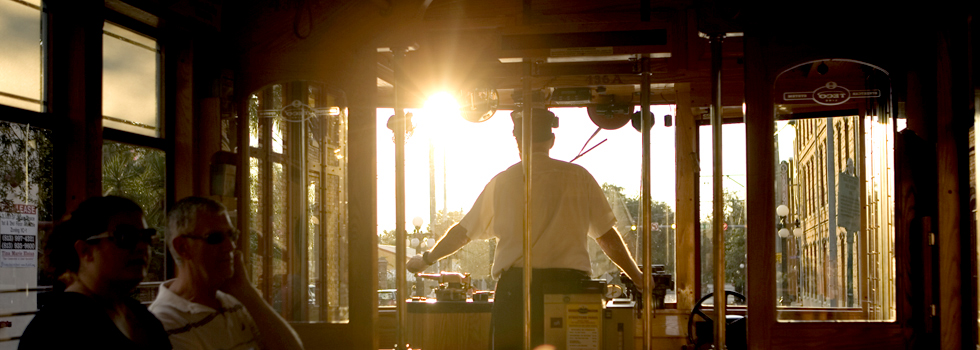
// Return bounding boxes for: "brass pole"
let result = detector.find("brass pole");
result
[521,58,534,350]
[825,117,837,307]
[640,53,654,350]
[709,33,727,350]
[393,48,409,350]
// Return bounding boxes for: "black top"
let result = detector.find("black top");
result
[18,292,172,350]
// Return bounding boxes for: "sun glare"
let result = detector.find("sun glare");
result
[421,92,462,139]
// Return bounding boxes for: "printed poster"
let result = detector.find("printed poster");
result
[0,204,38,268]
[566,303,601,350]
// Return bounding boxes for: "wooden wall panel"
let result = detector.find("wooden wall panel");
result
[933,18,976,349]
[346,45,381,350]
[674,83,697,312]
[743,30,775,350]
[49,0,104,217]
[169,36,194,202]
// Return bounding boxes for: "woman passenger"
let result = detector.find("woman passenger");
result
[18,196,171,349]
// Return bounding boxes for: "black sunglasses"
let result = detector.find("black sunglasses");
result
[182,230,240,245]
[86,225,159,249]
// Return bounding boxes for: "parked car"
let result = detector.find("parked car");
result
[378,289,397,307]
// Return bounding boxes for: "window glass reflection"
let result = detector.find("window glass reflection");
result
[0,0,43,111]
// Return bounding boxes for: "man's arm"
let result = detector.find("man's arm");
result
[224,253,304,350]
[595,227,643,291]
[407,224,471,273]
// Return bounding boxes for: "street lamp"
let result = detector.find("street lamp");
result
[776,205,792,305]
[777,204,804,305]
[776,204,790,238]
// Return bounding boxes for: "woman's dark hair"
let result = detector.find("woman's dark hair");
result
[44,196,144,280]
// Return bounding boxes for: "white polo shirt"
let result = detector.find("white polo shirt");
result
[458,153,616,279]
[149,280,261,350]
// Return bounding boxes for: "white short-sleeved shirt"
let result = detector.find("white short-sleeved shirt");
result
[458,153,616,279]
[149,280,261,350]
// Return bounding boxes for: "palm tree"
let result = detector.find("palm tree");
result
[102,141,167,281]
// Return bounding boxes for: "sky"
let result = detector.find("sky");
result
[377,103,751,236]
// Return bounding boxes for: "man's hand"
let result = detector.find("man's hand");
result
[405,225,471,274]
[406,254,430,273]
[220,251,253,297]
[221,251,304,350]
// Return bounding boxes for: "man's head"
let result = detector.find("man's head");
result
[167,197,238,285]
[511,108,558,152]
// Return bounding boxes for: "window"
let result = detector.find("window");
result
[102,21,160,137]
[0,121,54,347]
[101,16,166,290]
[375,105,679,305]
[698,123,748,302]
[0,0,43,111]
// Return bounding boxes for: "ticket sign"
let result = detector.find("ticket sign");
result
[566,303,601,350]
[783,81,880,106]
[0,204,38,268]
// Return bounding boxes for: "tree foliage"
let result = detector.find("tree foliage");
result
[601,183,675,277]
[699,190,747,296]
[102,141,167,282]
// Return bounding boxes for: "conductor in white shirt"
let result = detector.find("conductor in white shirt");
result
[407,108,642,350]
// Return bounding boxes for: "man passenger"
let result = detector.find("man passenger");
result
[150,196,304,350]
[406,108,642,349]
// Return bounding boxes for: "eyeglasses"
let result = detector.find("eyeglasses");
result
[182,230,240,245]
[86,225,159,249]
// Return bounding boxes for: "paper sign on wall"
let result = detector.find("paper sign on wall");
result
[0,204,38,268]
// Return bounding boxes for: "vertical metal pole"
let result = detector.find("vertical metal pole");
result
[393,48,409,350]
[709,33,727,350]
[236,95,250,294]
[788,174,797,304]
[521,58,534,350]
[639,54,653,350]
[297,90,308,320]
[261,90,274,299]
[415,229,423,298]
[429,140,437,268]
[443,150,448,272]
[826,117,837,307]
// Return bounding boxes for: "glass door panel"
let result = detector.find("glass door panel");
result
[247,81,348,322]
[773,59,894,321]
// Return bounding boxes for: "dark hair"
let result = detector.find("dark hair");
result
[511,108,558,142]
[44,196,144,279]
